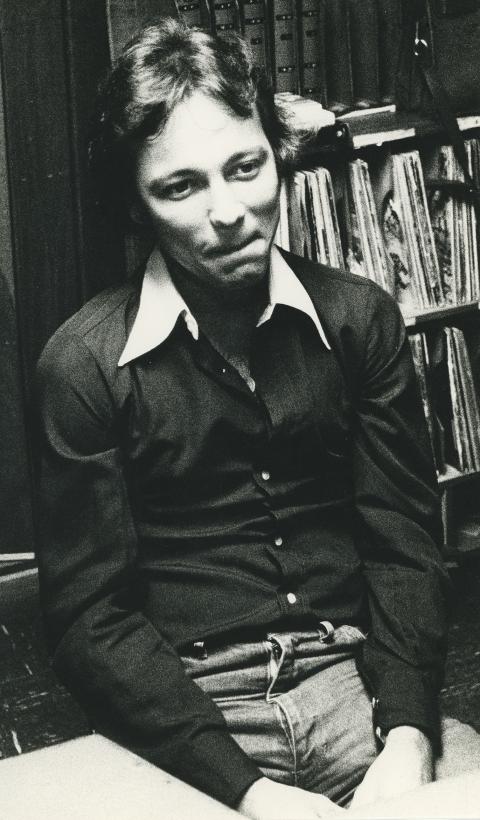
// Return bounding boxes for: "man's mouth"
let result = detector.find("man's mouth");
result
[207,236,258,257]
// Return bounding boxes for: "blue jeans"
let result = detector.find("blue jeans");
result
[182,624,480,806]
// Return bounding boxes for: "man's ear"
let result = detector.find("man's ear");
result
[129,200,149,226]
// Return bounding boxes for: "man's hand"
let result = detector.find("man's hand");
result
[349,725,434,810]
[237,776,345,819]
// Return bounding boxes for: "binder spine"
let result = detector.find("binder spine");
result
[325,0,353,114]
[241,0,271,76]
[349,0,380,109]
[297,0,327,105]
[376,0,402,105]
[269,0,299,94]
[212,1,242,34]
[174,0,213,31]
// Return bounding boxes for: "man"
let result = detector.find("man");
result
[36,18,479,819]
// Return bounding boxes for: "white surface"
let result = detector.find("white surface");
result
[348,770,480,819]
[0,735,239,819]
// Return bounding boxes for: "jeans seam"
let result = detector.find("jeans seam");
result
[272,696,298,786]
[265,636,298,785]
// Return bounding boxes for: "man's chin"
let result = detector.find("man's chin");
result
[215,260,269,291]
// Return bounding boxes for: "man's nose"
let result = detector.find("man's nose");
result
[208,180,246,228]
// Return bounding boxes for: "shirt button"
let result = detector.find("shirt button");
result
[286,592,297,605]
[261,470,271,481]
[274,536,283,547]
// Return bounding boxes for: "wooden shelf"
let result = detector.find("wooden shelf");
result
[0,557,36,577]
[438,465,480,488]
[338,109,480,149]
[404,300,480,328]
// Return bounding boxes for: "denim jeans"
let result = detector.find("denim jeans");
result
[182,624,480,806]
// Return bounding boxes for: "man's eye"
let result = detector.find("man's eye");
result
[233,161,260,179]
[163,180,192,199]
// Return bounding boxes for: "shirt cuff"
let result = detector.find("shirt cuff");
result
[373,667,441,748]
[168,728,263,808]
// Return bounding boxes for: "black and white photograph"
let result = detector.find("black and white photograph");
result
[1,2,480,817]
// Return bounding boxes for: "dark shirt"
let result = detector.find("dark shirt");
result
[36,249,449,808]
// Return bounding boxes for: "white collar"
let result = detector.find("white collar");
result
[118,245,330,367]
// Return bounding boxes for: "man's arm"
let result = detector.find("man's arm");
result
[351,286,450,799]
[35,330,261,808]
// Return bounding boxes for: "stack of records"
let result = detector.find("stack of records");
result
[277,167,344,268]
[409,332,445,476]
[444,327,480,473]
[343,158,393,295]
[411,327,480,474]
[426,140,480,306]
[382,151,444,317]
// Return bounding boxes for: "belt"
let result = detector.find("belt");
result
[187,619,336,660]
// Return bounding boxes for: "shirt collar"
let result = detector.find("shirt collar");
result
[118,244,330,367]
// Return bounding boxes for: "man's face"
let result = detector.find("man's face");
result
[134,91,280,295]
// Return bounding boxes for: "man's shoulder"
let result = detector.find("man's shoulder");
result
[281,250,401,333]
[282,249,393,305]
[60,278,138,340]
[39,278,139,378]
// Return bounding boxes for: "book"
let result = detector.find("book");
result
[348,0,380,110]
[376,0,402,105]
[324,0,353,114]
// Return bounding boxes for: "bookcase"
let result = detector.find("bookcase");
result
[291,110,480,560]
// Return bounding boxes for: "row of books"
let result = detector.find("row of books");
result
[409,328,480,476]
[275,138,480,318]
[107,0,402,110]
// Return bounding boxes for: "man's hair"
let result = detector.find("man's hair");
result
[89,17,299,233]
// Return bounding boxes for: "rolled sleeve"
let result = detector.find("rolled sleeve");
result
[36,331,261,807]
[352,286,450,745]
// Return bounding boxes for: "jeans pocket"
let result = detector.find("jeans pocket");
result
[333,624,367,645]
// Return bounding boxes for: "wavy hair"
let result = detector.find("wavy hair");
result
[89,17,299,233]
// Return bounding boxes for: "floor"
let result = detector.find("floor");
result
[1,561,480,761]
